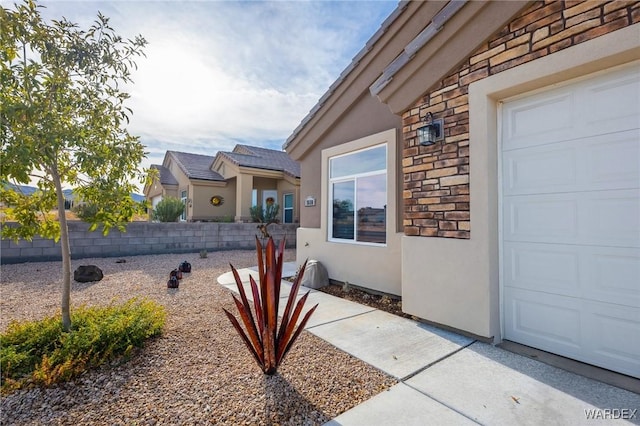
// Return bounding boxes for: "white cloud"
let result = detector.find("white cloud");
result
[33,0,398,191]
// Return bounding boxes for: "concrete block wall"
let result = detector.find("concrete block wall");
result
[0,222,299,264]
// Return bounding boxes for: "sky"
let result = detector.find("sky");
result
[26,0,399,192]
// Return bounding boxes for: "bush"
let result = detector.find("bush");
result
[72,203,99,221]
[249,203,280,223]
[1,298,165,393]
[152,196,184,222]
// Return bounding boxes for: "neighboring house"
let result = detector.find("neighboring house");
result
[284,0,639,379]
[144,145,300,223]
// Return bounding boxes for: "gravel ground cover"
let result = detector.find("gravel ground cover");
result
[0,249,396,425]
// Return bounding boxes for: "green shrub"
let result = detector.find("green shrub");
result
[1,298,165,393]
[249,203,280,223]
[152,196,184,222]
[72,203,99,221]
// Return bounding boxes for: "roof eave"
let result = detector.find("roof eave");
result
[372,0,533,114]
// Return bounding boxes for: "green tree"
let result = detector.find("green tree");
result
[0,0,149,331]
[152,196,185,222]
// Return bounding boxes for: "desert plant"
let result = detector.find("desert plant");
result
[249,203,280,223]
[72,203,99,222]
[223,236,317,375]
[152,197,184,222]
[1,298,165,393]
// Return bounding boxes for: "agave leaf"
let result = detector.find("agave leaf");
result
[255,236,264,285]
[249,275,264,336]
[278,259,308,344]
[262,316,277,374]
[279,302,319,364]
[230,264,256,327]
[273,238,286,301]
[231,295,263,360]
[223,308,264,369]
[264,267,278,367]
[277,291,311,361]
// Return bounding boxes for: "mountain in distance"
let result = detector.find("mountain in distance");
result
[4,183,145,202]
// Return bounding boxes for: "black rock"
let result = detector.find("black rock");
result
[74,265,104,283]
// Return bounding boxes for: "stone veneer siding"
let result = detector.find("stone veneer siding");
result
[0,222,299,264]
[402,0,639,239]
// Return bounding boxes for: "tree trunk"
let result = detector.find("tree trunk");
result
[52,168,72,331]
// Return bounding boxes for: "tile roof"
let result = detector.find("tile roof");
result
[220,145,300,178]
[167,151,224,181]
[150,164,179,186]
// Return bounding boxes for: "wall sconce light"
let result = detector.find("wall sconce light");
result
[417,112,444,146]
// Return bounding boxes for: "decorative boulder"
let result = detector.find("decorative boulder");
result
[179,261,191,273]
[74,265,104,283]
[167,276,179,288]
[300,260,329,290]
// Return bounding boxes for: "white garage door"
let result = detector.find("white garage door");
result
[501,63,640,378]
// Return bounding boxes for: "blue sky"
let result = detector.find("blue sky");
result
[33,0,398,189]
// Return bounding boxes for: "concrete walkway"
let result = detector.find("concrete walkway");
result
[217,263,640,426]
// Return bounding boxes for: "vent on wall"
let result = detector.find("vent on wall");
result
[304,196,316,207]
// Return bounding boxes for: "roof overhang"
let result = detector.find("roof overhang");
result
[371,0,532,114]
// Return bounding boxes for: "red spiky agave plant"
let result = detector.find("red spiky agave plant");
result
[223,236,318,374]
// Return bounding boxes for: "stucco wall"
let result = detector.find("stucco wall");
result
[295,92,402,228]
[1,222,299,264]
[190,181,236,221]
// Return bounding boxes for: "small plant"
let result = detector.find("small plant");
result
[200,249,208,259]
[72,203,99,222]
[223,236,318,375]
[1,298,165,393]
[152,196,184,222]
[249,203,280,223]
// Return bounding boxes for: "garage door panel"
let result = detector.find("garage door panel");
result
[505,196,578,243]
[503,92,575,151]
[583,189,640,248]
[583,68,640,135]
[582,303,640,377]
[503,242,579,297]
[584,248,640,307]
[503,130,639,196]
[586,131,640,188]
[503,146,577,195]
[505,190,639,247]
[504,288,582,356]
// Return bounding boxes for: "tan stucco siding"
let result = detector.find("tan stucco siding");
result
[293,92,402,228]
[190,182,235,221]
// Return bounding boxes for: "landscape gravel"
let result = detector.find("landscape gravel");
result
[0,249,397,425]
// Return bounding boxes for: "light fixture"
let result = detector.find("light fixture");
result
[417,112,443,146]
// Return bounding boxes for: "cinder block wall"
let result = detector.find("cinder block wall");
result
[0,222,299,264]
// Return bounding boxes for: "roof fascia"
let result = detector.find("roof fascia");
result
[372,1,532,114]
[238,167,285,179]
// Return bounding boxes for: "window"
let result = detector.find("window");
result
[180,190,187,221]
[283,193,294,223]
[329,144,386,244]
